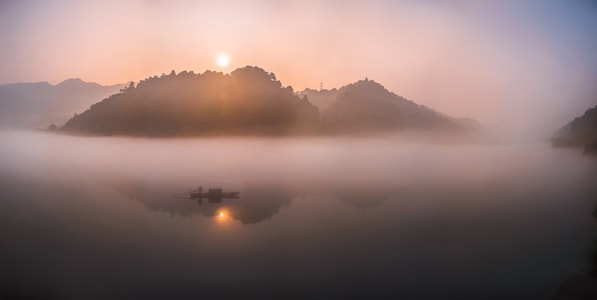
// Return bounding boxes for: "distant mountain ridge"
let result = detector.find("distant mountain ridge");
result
[0,79,124,129]
[551,104,597,154]
[61,66,472,137]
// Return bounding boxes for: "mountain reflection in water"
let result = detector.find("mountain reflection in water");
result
[108,180,406,224]
[1,132,597,300]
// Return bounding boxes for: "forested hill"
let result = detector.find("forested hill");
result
[552,105,597,154]
[62,67,320,136]
[62,67,471,137]
[321,79,463,133]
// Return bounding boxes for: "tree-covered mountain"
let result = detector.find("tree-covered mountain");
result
[551,105,597,154]
[61,67,471,137]
[321,79,463,133]
[0,79,123,129]
[62,67,320,136]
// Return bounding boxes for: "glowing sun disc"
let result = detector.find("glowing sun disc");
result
[216,54,230,67]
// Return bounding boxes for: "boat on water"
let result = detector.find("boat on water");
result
[190,187,240,199]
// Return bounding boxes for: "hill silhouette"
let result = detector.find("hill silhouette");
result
[551,104,597,154]
[321,79,462,133]
[62,67,319,136]
[61,66,470,136]
[0,79,123,129]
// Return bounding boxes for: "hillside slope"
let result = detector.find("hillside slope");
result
[322,79,462,133]
[552,105,597,153]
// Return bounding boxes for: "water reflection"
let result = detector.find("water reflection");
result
[108,181,297,224]
[106,179,405,224]
[189,186,240,203]
[2,132,597,299]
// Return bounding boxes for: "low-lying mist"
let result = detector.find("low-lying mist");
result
[1,129,557,188]
[0,129,596,299]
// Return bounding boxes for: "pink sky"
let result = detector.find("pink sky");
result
[1,0,596,137]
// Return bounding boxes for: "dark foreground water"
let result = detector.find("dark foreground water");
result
[0,131,596,300]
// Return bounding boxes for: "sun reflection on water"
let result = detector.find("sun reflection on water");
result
[215,208,231,223]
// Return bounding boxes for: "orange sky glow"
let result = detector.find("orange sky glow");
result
[1,0,596,137]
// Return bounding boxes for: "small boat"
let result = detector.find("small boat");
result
[190,187,239,199]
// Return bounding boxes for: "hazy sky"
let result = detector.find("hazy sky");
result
[1,0,596,136]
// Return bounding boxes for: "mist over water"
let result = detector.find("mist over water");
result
[1,130,596,299]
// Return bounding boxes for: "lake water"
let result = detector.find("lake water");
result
[1,131,596,300]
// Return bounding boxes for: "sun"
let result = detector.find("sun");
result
[216,53,230,68]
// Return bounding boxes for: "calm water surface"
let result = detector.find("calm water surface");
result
[0,131,596,299]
